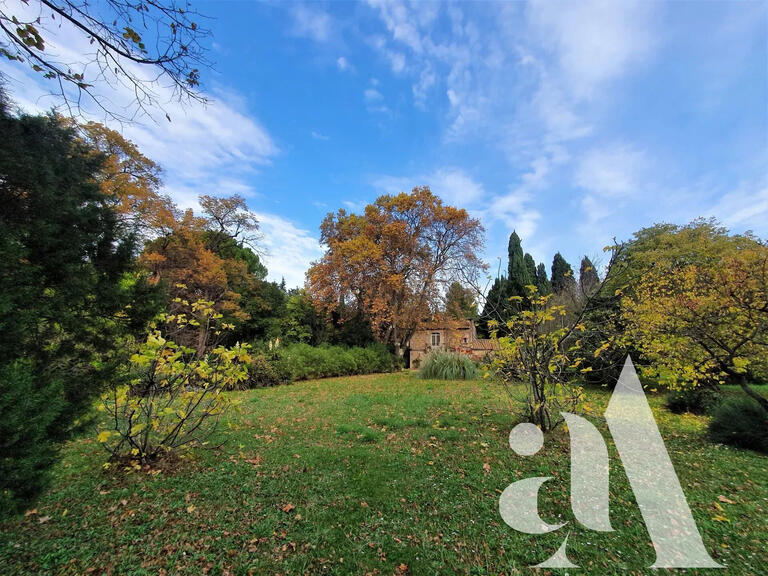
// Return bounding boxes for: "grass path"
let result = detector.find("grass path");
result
[1,373,766,575]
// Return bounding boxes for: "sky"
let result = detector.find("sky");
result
[2,1,767,288]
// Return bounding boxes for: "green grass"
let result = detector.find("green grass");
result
[1,373,766,575]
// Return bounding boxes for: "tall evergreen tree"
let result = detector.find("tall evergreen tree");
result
[478,276,508,337]
[551,252,574,294]
[507,231,532,299]
[524,253,537,288]
[0,105,142,514]
[536,262,552,295]
[579,256,600,297]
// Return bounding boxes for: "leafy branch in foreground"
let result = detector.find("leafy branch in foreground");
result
[98,300,251,466]
[0,0,210,121]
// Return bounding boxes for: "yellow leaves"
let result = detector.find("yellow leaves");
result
[579,367,593,373]
[594,342,611,358]
[97,431,111,443]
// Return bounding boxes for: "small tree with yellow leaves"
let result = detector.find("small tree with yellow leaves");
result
[98,300,251,465]
[489,246,623,431]
[489,287,586,431]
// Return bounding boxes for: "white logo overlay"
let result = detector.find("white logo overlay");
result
[499,356,722,569]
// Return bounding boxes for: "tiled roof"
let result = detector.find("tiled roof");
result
[416,318,474,331]
[466,338,500,351]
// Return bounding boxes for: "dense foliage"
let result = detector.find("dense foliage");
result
[272,343,395,382]
[708,397,768,453]
[0,104,158,514]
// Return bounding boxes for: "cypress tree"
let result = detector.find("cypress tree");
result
[478,276,508,337]
[536,262,552,295]
[579,256,600,297]
[551,252,574,294]
[507,231,532,299]
[524,253,537,289]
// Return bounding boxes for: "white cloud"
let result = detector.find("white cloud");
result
[527,0,656,99]
[705,185,768,235]
[290,5,332,42]
[255,212,324,288]
[575,144,646,198]
[372,167,484,209]
[364,87,384,102]
[311,131,331,141]
[336,56,351,72]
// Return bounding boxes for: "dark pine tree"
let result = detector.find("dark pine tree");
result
[536,262,552,295]
[579,256,600,297]
[551,252,574,294]
[507,231,533,299]
[524,253,538,289]
[478,276,508,337]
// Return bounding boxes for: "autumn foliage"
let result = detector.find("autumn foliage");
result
[307,187,484,352]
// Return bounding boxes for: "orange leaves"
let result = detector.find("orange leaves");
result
[307,187,484,348]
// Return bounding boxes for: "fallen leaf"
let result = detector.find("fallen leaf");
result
[24,509,38,517]
[483,462,491,475]
[38,516,51,524]
[717,495,735,504]
[282,503,295,513]
[186,504,196,514]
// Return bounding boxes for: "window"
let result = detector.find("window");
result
[431,332,440,346]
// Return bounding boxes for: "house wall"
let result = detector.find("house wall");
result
[408,327,474,368]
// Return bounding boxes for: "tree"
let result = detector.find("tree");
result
[579,256,600,298]
[78,121,177,241]
[621,220,768,412]
[0,104,139,513]
[445,281,478,320]
[490,247,624,431]
[524,253,537,287]
[478,276,508,337]
[535,262,551,295]
[307,187,485,354]
[0,0,210,120]
[551,252,575,294]
[507,231,533,300]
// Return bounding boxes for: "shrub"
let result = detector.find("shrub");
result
[0,362,65,518]
[246,354,289,388]
[419,351,478,380]
[666,386,721,415]
[708,397,768,454]
[98,302,251,465]
[274,343,394,382]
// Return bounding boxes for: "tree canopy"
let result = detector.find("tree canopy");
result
[307,187,485,352]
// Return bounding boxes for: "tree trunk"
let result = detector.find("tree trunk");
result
[735,374,768,413]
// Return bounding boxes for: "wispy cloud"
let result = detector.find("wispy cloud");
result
[290,4,332,42]
[372,167,484,209]
[336,56,352,72]
[311,131,331,141]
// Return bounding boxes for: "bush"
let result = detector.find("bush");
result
[708,397,768,454]
[419,351,478,380]
[98,303,251,465]
[246,354,290,388]
[273,343,395,382]
[0,362,66,518]
[666,386,721,415]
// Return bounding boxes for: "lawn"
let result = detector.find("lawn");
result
[1,373,766,575]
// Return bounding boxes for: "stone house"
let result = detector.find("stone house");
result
[406,318,500,369]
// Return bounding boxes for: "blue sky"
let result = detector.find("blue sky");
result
[3,1,767,287]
